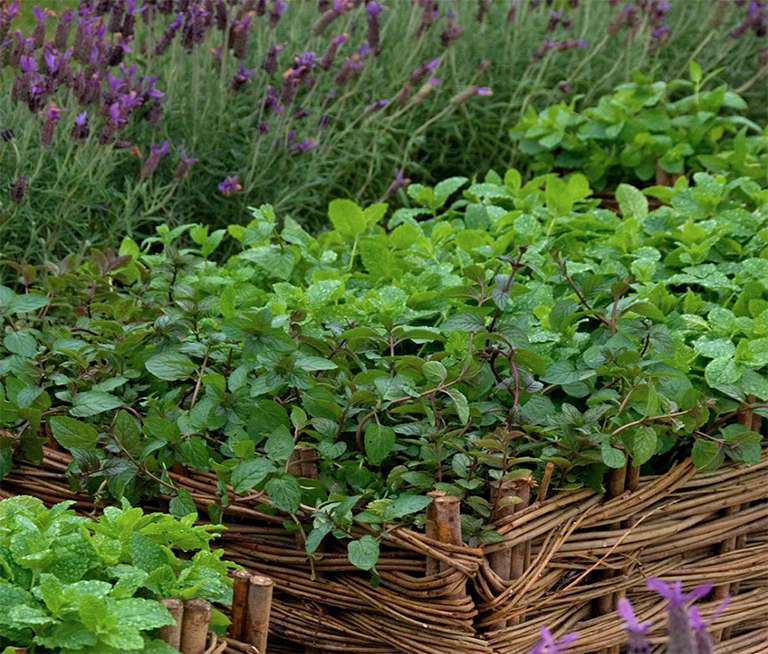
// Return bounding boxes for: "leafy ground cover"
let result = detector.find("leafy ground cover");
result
[1,168,765,572]
[1,0,767,261]
[511,62,768,188]
[0,495,234,653]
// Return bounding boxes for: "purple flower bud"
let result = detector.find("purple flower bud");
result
[507,0,520,22]
[174,147,199,179]
[618,598,652,654]
[319,33,346,69]
[146,100,164,127]
[107,0,125,33]
[142,140,170,177]
[232,63,257,91]
[257,120,269,133]
[263,85,283,114]
[71,111,89,140]
[219,174,242,196]
[318,114,331,130]
[32,6,50,48]
[54,10,75,50]
[450,85,493,105]
[364,98,388,114]
[366,2,385,53]
[529,627,578,654]
[231,16,251,59]
[647,579,713,654]
[384,168,410,196]
[9,174,26,204]
[40,103,65,145]
[270,0,289,28]
[294,137,318,153]
[558,80,571,93]
[410,57,440,83]
[280,70,298,105]
[262,42,285,74]
[440,19,462,47]
[1,129,14,142]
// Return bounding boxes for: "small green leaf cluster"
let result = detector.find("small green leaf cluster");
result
[511,66,767,188]
[0,496,234,653]
[0,168,765,571]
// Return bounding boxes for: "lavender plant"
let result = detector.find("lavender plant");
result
[529,578,730,654]
[1,0,766,263]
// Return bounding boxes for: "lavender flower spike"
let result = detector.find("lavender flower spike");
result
[71,111,89,140]
[142,140,170,177]
[219,175,242,196]
[529,627,578,654]
[647,578,713,654]
[617,598,652,654]
[174,148,199,179]
[689,596,730,654]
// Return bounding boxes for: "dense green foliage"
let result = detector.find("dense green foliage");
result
[511,63,768,187]
[1,169,765,572]
[0,495,234,653]
[1,0,767,261]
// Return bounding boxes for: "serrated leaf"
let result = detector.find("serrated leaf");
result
[49,416,99,451]
[231,458,275,494]
[347,535,379,571]
[601,440,626,469]
[616,184,648,218]
[692,440,724,472]
[145,351,197,381]
[364,424,396,465]
[383,494,432,520]
[71,391,123,418]
[266,474,302,513]
[329,199,365,238]
[443,388,469,424]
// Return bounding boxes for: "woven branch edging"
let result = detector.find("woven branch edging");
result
[2,448,766,654]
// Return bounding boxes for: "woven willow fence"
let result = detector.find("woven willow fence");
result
[2,445,766,654]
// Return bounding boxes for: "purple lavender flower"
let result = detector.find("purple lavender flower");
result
[295,138,318,153]
[529,627,578,654]
[450,85,493,105]
[174,147,199,179]
[318,114,331,130]
[142,140,170,177]
[40,103,65,145]
[218,174,242,196]
[647,578,713,654]
[559,80,571,93]
[1,129,14,142]
[280,70,298,105]
[411,76,441,105]
[319,33,346,70]
[507,0,520,22]
[477,0,491,22]
[547,9,563,31]
[262,42,285,75]
[32,6,50,48]
[618,598,652,654]
[366,2,385,54]
[384,168,410,197]
[263,85,283,114]
[230,15,251,59]
[269,0,289,28]
[440,18,463,48]
[232,63,257,91]
[54,10,75,51]
[9,174,26,204]
[335,54,363,85]
[689,597,729,654]
[155,12,184,55]
[364,98,389,114]
[71,111,89,140]
[410,57,440,84]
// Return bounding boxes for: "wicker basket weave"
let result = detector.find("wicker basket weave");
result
[2,447,766,654]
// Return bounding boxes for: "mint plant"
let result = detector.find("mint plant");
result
[511,64,767,189]
[0,169,765,572]
[0,496,234,653]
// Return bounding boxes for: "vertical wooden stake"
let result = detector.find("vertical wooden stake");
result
[157,598,184,650]
[245,575,274,654]
[488,476,532,627]
[425,491,462,574]
[180,599,212,654]
[230,569,252,642]
[594,463,629,653]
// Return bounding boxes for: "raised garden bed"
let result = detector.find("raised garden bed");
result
[3,447,765,654]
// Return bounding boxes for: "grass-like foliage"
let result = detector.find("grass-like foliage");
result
[1,0,767,260]
[0,495,234,653]
[1,168,765,571]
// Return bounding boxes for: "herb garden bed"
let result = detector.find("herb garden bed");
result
[3,445,765,654]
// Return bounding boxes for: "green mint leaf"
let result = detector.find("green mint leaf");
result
[71,391,123,418]
[231,458,275,494]
[364,424,396,465]
[266,474,302,513]
[49,416,99,451]
[347,536,380,571]
[615,183,648,218]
